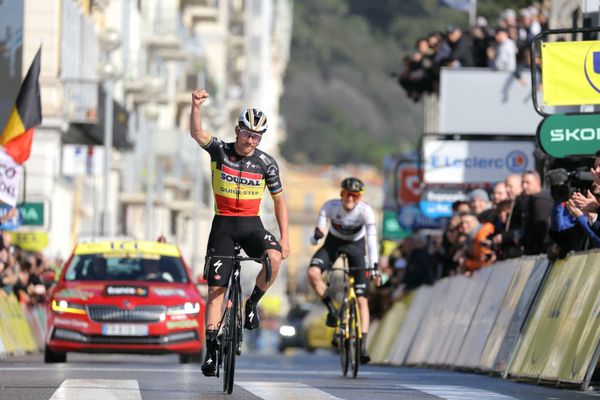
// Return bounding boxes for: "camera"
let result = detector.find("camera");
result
[546,168,594,203]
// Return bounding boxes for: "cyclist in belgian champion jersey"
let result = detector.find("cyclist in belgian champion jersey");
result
[307,177,381,364]
[190,89,290,377]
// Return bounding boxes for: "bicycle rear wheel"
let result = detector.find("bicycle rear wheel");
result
[223,289,239,394]
[348,299,360,378]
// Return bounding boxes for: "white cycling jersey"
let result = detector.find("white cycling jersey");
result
[316,199,378,268]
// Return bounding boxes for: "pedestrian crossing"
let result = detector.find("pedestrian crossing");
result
[45,379,521,400]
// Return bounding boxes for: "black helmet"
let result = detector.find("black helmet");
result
[238,108,268,133]
[341,177,364,193]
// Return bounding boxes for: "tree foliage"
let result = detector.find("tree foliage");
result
[280,0,535,167]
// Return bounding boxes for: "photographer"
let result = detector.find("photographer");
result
[546,166,596,256]
[559,154,600,249]
[564,195,600,248]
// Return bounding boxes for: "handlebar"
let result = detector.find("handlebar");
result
[203,247,272,284]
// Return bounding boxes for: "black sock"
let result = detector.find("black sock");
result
[362,332,368,349]
[248,285,265,305]
[322,295,336,314]
[205,329,218,353]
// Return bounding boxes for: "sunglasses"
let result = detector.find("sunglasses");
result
[238,129,262,142]
[341,190,361,200]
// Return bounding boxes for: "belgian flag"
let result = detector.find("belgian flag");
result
[0,46,42,164]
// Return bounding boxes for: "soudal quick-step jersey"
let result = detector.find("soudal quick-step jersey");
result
[202,136,283,216]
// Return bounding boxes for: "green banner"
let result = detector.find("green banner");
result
[537,113,600,158]
[382,210,410,240]
[18,202,44,226]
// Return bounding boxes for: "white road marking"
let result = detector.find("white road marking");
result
[0,366,390,376]
[401,384,518,400]
[49,379,141,400]
[238,382,342,400]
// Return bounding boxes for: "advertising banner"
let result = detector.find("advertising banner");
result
[455,260,518,368]
[0,151,22,207]
[388,286,434,365]
[419,187,469,219]
[542,40,600,106]
[423,139,534,184]
[548,252,600,384]
[508,254,587,379]
[537,113,600,158]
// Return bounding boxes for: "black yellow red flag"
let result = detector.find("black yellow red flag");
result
[0,46,42,164]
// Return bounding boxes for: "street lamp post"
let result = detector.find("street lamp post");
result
[144,102,160,240]
[98,29,121,237]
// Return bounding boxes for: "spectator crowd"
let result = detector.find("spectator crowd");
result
[0,231,61,307]
[371,154,600,318]
[397,3,548,102]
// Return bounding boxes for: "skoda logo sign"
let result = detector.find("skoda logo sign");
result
[537,113,600,158]
[505,150,528,173]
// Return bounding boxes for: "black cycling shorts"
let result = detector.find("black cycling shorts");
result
[206,216,281,287]
[309,235,368,297]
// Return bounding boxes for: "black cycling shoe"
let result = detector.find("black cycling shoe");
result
[244,301,259,330]
[201,352,217,377]
[331,334,339,348]
[325,310,338,327]
[360,347,371,364]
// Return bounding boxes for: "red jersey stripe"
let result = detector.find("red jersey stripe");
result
[221,164,263,180]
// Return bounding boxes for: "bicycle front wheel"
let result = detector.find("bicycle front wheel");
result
[338,303,349,377]
[223,289,239,394]
[348,299,360,378]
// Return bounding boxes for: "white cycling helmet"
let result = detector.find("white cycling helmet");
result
[238,108,268,134]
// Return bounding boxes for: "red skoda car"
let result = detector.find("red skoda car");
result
[45,240,205,363]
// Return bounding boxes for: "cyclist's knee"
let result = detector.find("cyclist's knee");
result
[266,249,282,269]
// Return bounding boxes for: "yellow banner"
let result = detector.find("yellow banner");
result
[507,254,587,378]
[9,231,49,252]
[75,240,180,257]
[542,40,600,105]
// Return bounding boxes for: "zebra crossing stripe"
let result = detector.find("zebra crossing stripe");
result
[238,381,342,400]
[401,384,518,400]
[49,379,141,400]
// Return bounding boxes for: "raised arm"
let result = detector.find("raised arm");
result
[190,89,211,147]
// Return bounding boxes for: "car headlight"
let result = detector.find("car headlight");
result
[167,302,200,315]
[51,299,87,315]
[279,325,296,337]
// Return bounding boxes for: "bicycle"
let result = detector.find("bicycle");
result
[326,253,373,378]
[203,243,271,394]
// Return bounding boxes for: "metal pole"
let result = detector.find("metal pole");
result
[145,115,155,240]
[469,0,477,27]
[102,78,114,236]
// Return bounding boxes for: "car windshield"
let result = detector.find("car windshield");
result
[64,254,189,283]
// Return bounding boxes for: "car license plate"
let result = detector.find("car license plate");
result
[102,324,148,336]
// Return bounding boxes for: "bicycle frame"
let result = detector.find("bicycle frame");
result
[203,244,271,394]
[327,254,366,378]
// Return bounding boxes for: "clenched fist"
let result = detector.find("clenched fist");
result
[192,89,209,108]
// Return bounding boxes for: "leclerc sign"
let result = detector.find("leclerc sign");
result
[537,113,600,158]
[423,138,534,184]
